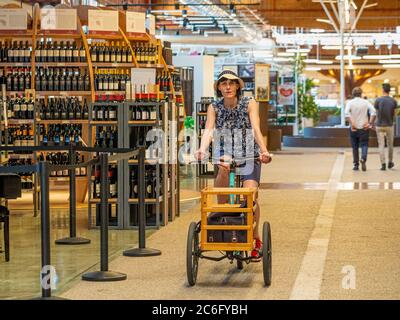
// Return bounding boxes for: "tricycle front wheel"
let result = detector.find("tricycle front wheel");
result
[186,222,199,286]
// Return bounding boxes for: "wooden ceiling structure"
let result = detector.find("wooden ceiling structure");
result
[20,0,400,30]
[259,0,400,30]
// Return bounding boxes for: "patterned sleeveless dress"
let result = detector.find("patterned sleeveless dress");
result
[212,96,260,159]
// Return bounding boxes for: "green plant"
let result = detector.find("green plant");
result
[333,107,342,116]
[292,54,320,125]
[298,78,320,123]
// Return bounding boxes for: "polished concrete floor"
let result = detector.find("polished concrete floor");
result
[1,147,400,299]
[59,147,400,300]
[0,168,200,299]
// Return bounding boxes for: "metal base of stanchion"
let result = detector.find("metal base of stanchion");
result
[31,296,69,300]
[55,237,91,245]
[82,271,127,282]
[123,248,162,257]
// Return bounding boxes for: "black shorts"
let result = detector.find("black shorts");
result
[237,160,261,185]
[216,159,261,186]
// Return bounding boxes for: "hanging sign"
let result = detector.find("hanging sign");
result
[278,82,295,105]
[40,8,77,32]
[146,14,156,36]
[255,64,270,101]
[88,9,119,35]
[126,11,146,36]
[0,9,27,31]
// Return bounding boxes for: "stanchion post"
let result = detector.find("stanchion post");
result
[138,145,146,249]
[70,147,77,238]
[82,153,126,282]
[33,161,67,300]
[123,146,161,257]
[100,152,109,271]
[40,161,51,298]
[55,147,90,245]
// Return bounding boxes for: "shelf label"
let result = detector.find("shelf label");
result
[0,9,27,30]
[146,14,156,35]
[88,9,119,33]
[40,8,77,31]
[131,67,156,90]
[126,11,145,34]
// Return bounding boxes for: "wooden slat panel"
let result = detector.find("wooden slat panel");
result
[202,225,251,231]
[202,187,257,195]
[202,207,252,213]
[201,243,253,251]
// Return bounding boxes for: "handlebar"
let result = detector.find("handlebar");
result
[188,153,273,165]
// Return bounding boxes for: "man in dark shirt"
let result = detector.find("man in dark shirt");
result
[374,83,397,170]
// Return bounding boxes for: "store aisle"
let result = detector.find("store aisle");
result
[59,147,400,300]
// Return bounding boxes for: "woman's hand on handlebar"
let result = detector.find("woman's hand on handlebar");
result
[194,149,206,161]
[259,150,273,164]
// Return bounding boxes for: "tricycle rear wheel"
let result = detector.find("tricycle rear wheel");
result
[262,221,272,286]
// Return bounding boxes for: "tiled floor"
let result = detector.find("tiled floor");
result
[0,167,201,299]
[2,147,400,299]
[59,147,400,300]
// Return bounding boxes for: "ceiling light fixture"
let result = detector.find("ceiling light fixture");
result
[310,28,325,33]
[277,52,295,57]
[379,59,400,64]
[363,55,391,60]
[304,59,320,63]
[286,48,311,53]
[335,55,362,60]
[316,60,334,64]
[273,57,291,62]
[316,18,333,25]
[305,67,322,71]
[382,64,400,69]
[322,45,353,50]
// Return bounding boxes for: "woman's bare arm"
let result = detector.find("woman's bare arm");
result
[195,104,215,159]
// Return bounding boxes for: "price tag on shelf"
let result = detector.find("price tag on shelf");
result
[88,9,119,33]
[0,9,27,30]
[126,11,146,34]
[40,8,77,31]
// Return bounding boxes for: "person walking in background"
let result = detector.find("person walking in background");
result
[345,87,376,171]
[374,83,397,170]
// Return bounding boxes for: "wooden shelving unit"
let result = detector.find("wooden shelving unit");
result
[0,3,180,228]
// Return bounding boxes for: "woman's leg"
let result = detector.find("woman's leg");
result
[214,164,229,203]
[242,179,260,239]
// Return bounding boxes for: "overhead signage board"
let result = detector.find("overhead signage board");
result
[126,11,146,35]
[88,9,119,34]
[41,8,77,31]
[0,9,27,31]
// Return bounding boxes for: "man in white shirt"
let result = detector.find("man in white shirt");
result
[345,87,376,171]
